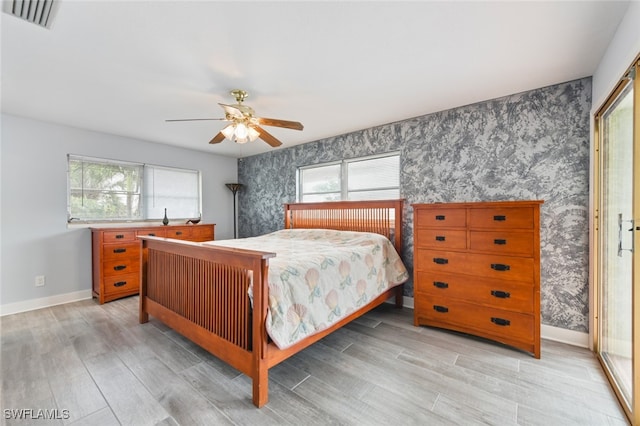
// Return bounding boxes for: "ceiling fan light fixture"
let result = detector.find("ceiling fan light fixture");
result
[235,122,249,139]
[220,122,260,144]
[221,123,236,139]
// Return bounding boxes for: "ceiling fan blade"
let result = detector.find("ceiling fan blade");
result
[254,125,283,147]
[166,118,225,122]
[256,117,304,130]
[209,132,226,144]
[219,103,244,118]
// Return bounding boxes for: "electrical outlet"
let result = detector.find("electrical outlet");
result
[35,275,45,287]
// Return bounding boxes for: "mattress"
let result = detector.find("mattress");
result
[204,229,409,349]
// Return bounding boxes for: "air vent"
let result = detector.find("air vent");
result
[2,0,56,29]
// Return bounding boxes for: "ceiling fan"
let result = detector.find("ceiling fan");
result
[166,89,304,147]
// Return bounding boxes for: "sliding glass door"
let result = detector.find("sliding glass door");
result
[595,57,639,425]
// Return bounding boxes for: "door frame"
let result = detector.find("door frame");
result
[593,54,640,425]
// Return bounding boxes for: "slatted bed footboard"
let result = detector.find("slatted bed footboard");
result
[138,238,274,405]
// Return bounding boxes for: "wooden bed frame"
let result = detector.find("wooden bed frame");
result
[138,199,404,407]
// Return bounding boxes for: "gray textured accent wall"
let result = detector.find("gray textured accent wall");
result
[238,78,591,332]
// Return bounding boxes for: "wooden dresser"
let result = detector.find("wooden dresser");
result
[91,224,215,304]
[412,201,543,358]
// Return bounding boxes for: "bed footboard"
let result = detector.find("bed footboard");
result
[139,237,275,407]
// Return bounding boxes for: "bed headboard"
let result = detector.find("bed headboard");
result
[284,199,404,251]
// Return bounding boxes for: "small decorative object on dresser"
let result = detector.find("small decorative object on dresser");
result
[162,208,169,225]
[412,200,543,358]
[91,223,215,304]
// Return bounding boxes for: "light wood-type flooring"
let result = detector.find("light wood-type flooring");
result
[1,296,628,425]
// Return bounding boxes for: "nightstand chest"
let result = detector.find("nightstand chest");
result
[412,201,542,358]
[91,224,215,303]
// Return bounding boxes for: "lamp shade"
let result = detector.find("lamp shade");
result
[225,183,243,193]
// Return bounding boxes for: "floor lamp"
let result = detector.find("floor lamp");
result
[225,183,243,238]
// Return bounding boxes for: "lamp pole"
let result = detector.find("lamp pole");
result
[225,183,243,238]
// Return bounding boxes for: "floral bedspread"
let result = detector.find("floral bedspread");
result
[204,229,409,349]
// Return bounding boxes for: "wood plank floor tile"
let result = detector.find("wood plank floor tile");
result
[129,357,236,425]
[83,352,171,425]
[67,407,119,426]
[260,379,346,425]
[330,341,441,408]
[291,375,400,425]
[283,346,377,400]
[47,371,108,424]
[323,323,408,358]
[179,362,283,425]
[433,393,517,425]
[357,381,454,425]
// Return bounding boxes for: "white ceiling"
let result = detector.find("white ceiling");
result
[1,1,630,158]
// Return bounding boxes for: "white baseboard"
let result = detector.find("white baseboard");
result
[389,296,590,349]
[541,324,589,348]
[402,295,415,309]
[0,290,93,316]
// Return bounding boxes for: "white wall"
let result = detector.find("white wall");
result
[0,114,237,312]
[592,1,640,112]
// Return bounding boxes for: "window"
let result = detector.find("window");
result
[144,165,200,219]
[298,153,400,202]
[68,155,201,222]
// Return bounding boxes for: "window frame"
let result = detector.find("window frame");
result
[67,154,202,224]
[297,152,400,202]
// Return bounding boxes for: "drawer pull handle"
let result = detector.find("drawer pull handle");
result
[113,265,127,271]
[491,290,511,298]
[493,215,506,221]
[115,234,125,239]
[114,281,127,287]
[175,231,183,236]
[494,239,507,245]
[433,305,449,313]
[491,263,510,271]
[147,233,156,236]
[491,317,511,326]
[435,236,446,241]
[433,281,449,289]
[435,215,445,221]
[113,248,126,253]
[433,258,449,265]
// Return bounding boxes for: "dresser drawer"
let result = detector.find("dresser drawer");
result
[415,272,534,312]
[416,295,534,344]
[136,228,168,238]
[415,208,466,228]
[166,227,192,240]
[469,231,534,256]
[469,207,534,229]
[467,253,534,282]
[102,242,141,260]
[102,230,137,243]
[415,229,466,250]
[103,273,139,296]
[415,249,468,274]
[191,225,215,241]
[103,258,140,277]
